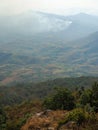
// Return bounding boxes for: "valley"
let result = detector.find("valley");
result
[0,12,98,85]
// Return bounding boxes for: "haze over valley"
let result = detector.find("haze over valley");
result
[0,11,98,85]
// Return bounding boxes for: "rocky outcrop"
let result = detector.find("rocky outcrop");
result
[60,121,77,130]
[21,110,68,130]
[21,110,80,130]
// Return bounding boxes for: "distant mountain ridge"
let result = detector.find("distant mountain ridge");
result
[1,12,98,41]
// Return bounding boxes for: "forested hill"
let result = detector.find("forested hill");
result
[0,77,98,130]
[0,77,98,105]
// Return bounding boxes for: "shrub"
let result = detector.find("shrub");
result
[0,107,6,129]
[43,88,75,110]
[59,108,86,127]
[59,108,97,130]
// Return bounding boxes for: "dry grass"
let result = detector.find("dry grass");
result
[21,110,98,130]
[21,110,67,130]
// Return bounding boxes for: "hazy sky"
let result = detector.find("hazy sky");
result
[0,0,98,16]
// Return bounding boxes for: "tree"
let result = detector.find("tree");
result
[0,107,6,129]
[91,82,98,112]
[43,88,75,110]
[80,82,98,112]
[80,89,92,105]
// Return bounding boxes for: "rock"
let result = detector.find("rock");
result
[47,127,55,130]
[60,121,77,130]
[36,112,44,117]
[36,110,52,117]
[65,121,77,128]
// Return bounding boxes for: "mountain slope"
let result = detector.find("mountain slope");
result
[0,13,98,84]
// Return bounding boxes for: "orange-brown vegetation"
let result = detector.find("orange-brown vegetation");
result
[21,110,67,130]
[21,109,98,130]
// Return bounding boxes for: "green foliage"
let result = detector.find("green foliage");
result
[59,108,97,130]
[79,82,98,112]
[0,77,98,106]
[91,82,98,112]
[43,88,75,110]
[0,107,6,130]
[66,108,85,125]
[6,117,28,130]
[80,89,92,105]
[7,120,20,130]
[43,81,98,112]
